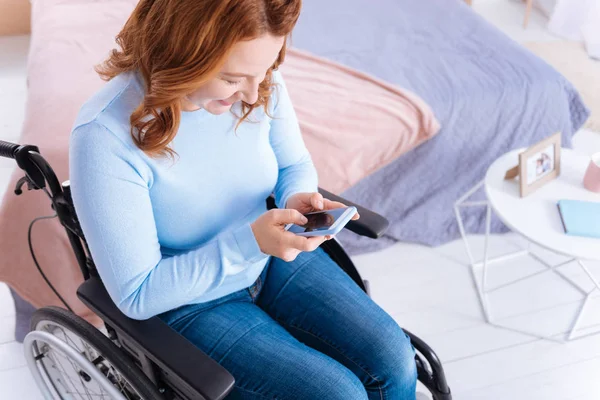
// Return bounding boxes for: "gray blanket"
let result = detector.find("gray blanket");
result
[292,0,589,254]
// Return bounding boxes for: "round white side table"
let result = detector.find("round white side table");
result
[455,148,600,342]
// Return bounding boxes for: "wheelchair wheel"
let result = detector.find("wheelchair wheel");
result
[25,306,164,400]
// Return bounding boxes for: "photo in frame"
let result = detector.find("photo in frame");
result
[504,132,562,197]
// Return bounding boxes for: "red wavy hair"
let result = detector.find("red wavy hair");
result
[96,0,302,158]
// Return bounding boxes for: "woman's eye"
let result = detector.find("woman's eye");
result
[224,79,240,86]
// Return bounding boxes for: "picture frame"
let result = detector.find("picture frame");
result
[505,132,562,197]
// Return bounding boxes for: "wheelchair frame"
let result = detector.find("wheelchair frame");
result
[1,140,452,400]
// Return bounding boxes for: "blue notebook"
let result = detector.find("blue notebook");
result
[557,200,600,239]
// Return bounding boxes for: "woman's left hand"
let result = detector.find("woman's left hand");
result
[285,192,360,220]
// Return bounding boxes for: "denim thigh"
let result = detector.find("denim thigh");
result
[257,247,417,400]
[158,265,367,400]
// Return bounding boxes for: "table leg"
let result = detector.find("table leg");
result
[566,260,600,341]
[480,205,493,322]
[455,180,491,322]
[454,182,600,342]
[455,180,516,323]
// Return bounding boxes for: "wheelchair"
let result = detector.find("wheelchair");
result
[1,140,452,400]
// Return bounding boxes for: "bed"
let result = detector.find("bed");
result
[291,0,589,254]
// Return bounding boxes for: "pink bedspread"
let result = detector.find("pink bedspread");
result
[281,48,440,194]
[0,0,439,324]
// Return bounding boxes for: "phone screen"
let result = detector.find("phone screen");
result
[287,208,348,234]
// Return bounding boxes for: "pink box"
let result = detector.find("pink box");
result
[583,152,600,193]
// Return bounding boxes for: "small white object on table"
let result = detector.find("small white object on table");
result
[455,148,600,342]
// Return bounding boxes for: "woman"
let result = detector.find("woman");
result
[69,0,417,398]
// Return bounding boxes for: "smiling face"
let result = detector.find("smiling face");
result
[182,34,285,115]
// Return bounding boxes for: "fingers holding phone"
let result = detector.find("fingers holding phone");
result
[250,209,329,262]
[286,192,360,221]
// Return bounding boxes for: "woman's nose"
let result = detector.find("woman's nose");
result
[242,79,260,104]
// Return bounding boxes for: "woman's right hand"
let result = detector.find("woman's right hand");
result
[250,209,331,262]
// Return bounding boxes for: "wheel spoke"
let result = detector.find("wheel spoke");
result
[60,346,97,399]
[65,390,112,398]
[43,324,105,399]
[63,352,98,399]
[46,348,81,398]
[48,343,108,400]
[34,320,147,400]
[111,366,134,400]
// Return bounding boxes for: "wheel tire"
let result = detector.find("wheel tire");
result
[30,306,164,400]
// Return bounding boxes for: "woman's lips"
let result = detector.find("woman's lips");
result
[218,100,232,106]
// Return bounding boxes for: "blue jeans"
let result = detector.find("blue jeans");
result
[158,247,417,399]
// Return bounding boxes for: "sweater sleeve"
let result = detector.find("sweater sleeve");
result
[69,122,267,320]
[269,70,319,209]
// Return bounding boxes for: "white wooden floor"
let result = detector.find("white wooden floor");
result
[2,1,600,399]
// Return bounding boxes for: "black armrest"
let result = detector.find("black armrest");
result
[77,277,235,400]
[318,188,389,239]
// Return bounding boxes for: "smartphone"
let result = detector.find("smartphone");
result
[285,206,357,237]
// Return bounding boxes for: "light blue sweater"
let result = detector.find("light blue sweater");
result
[69,70,318,320]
